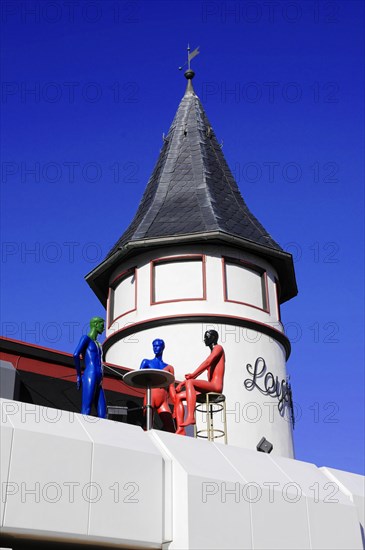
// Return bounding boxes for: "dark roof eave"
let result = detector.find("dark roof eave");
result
[85,231,297,306]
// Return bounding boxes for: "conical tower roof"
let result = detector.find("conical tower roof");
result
[86,71,297,304]
[107,72,280,254]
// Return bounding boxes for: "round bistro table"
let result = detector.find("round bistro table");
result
[123,369,175,430]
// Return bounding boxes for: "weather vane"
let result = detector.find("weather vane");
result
[179,44,200,71]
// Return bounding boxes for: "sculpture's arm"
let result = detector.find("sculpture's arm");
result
[176,347,221,392]
[186,346,222,380]
[73,335,89,389]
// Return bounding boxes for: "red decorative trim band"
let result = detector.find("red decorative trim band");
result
[103,313,291,359]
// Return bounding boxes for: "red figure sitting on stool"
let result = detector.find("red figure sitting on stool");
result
[174,330,225,435]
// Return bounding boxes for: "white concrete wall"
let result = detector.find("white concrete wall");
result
[1,399,364,550]
[105,244,293,457]
[0,399,165,549]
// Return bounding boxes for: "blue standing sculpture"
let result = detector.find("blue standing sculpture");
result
[73,316,107,418]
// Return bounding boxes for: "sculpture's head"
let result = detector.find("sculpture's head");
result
[152,338,165,355]
[90,317,105,335]
[204,330,219,347]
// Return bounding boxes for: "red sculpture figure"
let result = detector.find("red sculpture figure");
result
[174,330,225,435]
[139,339,176,432]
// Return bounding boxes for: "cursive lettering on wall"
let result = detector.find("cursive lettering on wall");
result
[244,357,294,425]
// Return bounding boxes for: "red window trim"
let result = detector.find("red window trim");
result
[222,256,270,314]
[274,277,282,322]
[107,267,137,329]
[150,254,207,306]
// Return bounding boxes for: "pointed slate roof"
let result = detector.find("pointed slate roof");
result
[86,71,297,305]
[106,73,281,257]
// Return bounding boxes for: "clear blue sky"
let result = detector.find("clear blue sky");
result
[1,0,364,475]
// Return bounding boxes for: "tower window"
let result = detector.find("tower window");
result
[275,277,282,322]
[151,255,206,305]
[223,257,269,313]
[108,267,137,327]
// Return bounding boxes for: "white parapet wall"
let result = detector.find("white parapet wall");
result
[1,399,364,550]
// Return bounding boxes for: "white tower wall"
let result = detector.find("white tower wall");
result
[104,244,294,457]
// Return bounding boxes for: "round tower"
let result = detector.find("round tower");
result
[86,70,298,457]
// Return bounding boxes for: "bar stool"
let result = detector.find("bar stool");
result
[194,392,227,444]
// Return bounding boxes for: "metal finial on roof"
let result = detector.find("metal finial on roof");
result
[184,69,195,80]
[178,44,200,74]
[179,44,199,96]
